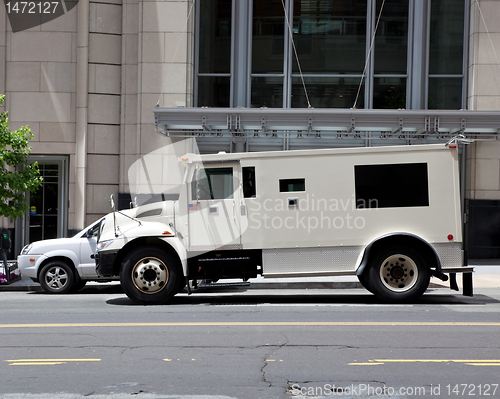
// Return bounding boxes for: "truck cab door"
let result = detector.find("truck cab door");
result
[187,162,242,251]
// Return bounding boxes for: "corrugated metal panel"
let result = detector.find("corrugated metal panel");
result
[262,246,362,276]
[432,243,463,269]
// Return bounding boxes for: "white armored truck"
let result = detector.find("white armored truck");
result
[95,143,472,304]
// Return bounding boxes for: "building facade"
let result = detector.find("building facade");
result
[0,0,499,258]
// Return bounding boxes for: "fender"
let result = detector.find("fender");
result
[159,236,188,276]
[355,232,442,278]
[106,235,187,278]
[36,249,79,270]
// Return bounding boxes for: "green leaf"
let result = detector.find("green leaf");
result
[0,94,41,220]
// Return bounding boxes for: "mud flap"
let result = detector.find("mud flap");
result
[449,273,459,291]
[463,272,473,297]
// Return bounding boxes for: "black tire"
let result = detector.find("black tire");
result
[367,246,430,302]
[120,246,181,305]
[72,279,87,292]
[357,272,374,294]
[177,278,187,293]
[39,261,75,294]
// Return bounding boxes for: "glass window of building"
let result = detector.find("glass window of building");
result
[196,0,232,107]
[428,0,465,109]
[196,0,466,110]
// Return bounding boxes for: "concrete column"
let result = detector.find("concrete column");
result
[231,0,249,108]
[86,0,122,222]
[75,0,89,230]
[410,0,429,110]
[467,0,500,200]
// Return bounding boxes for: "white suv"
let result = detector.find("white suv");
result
[18,219,116,294]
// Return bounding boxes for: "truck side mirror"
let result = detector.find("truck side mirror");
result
[87,228,94,238]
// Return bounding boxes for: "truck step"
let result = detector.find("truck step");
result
[196,281,251,289]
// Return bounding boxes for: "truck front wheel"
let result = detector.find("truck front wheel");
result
[120,246,180,305]
[367,246,430,302]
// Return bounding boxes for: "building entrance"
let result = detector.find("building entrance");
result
[24,158,68,245]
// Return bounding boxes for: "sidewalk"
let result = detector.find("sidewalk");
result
[1,260,500,292]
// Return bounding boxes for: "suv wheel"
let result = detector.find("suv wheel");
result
[39,261,75,294]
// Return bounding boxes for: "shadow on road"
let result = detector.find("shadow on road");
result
[105,290,500,306]
[27,284,124,295]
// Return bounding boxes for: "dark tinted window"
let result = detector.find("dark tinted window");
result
[355,163,429,208]
[243,167,256,198]
[279,178,305,192]
[192,167,234,200]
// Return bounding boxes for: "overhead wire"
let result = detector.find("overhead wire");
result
[353,0,386,109]
[281,0,312,108]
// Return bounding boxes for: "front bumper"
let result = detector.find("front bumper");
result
[95,251,119,277]
[17,254,47,279]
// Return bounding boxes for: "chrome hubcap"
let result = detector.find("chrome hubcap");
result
[45,267,68,290]
[379,254,418,292]
[132,257,168,294]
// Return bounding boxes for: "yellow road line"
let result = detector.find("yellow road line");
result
[6,359,101,362]
[10,362,65,366]
[349,359,500,366]
[349,362,384,365]
[6,359,101,366]
[466,363,500,366]
[373,359,500,363]
[1,322,500,328]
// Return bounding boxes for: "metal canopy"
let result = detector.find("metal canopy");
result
[154,108,500,140]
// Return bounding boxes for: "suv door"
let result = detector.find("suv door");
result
[78,220,101,277]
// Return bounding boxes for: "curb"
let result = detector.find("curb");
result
[1,277,497,292]
[0,284,43,292]
[1,282,364,293]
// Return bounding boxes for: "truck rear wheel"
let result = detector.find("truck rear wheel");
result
[357,272,374,293]
[367,246,430,302]
[120,246,180,305]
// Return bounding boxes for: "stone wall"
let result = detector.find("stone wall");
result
[467,0,500,257]
[0,0,195,239]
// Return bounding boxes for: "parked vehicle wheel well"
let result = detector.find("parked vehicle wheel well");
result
[356,233,440,279]
[112,237,181,276]
[37,256,76,281]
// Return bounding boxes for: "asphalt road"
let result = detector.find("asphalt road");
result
[1,285,500,399]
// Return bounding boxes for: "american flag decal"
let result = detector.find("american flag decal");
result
[189,203,198,211]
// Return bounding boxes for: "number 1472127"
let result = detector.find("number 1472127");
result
[5,2,59,14]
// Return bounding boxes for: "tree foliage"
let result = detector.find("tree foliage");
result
[0,94,42,220]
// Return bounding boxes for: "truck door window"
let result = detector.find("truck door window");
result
[192,167,234,200]
[243,167,256,198]
[355,163,429,208]
[279,178,305,192]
